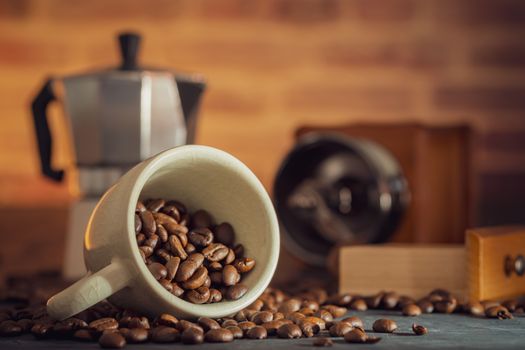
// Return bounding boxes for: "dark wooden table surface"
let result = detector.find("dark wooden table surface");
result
[1,310,523,349]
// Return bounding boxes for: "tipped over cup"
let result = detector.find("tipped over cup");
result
[47,145,280,320]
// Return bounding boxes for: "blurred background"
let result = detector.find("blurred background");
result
[0,0,525,281]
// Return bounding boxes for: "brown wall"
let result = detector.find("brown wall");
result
[1,0,525,276]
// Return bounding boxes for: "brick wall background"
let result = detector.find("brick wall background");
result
[1,0,525,227]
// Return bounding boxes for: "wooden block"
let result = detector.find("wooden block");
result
[467,226,525,302]
[338,244,466,298]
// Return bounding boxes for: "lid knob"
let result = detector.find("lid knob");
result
[118,32,141,70]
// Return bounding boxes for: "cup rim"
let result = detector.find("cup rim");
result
[126,145,280,318]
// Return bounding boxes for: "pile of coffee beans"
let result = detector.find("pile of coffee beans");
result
[135,198,256,304]
[339,288,519,320]
[1,275,524,349]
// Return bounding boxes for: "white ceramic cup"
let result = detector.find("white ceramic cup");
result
[47,145,280,320]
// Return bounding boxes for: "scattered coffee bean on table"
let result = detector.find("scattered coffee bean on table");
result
[372,319,398,333]
[313,337,333,347]
[412,323,428,336]
[135,198,256,304]
[344,328,368,343]
[2,275,525,349]
[99,331,126,349]
[402,303,422,316]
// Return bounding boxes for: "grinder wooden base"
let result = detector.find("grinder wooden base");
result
[338,226,525,302]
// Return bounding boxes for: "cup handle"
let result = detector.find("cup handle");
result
[47,260,132,320]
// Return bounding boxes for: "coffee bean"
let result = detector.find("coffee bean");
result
[156,313,178,327]
[364,293,382,309]
[176,320,202,333]
[417,299,434,313]
[153,212,178,227]
[313,337,333,347]
[233,258,256,273]
[147,262,168,280]
[221,319,238,327]
[277,323,302,339]
[139,210,156,236]
[251,311,273,325]
[486,305,513,320]
[246,325,267,339]
[16,319,34,332]
[238,320,256,333]
[208,288,223,303]
[169,234,188,260]
[146,198,165,212]
[126,328,149,343]
[184,242,196,254]
[188,228,214,247]
[171,283,185,297]
[300,321,320,337]
[186,286,210,304]
[176,253,204,282]
[340,316,363,329]
[53,317,87,336]
[226,284,248,300]
[191,210,213,228]
[164,222,189,243]
[226,326,243,339]
[215,223,235,246]
[366,336,382,344]
[287,311,305,324]
[197,317,220,331]
[502,299,519,312]
[344,328,367,343]
[397,295,414,308]
[161,204,181,222]
[402,303,422,316]
[136,201,146,212]
[139,245,153,259]
[157,225,168,242]
[73,329,95,341]
[0,320,22,336]
[273,312,285,320]
[314,309,333,323]
[381,292,399,309]
[208,261,223,271]
[302,300,320,311]
[435,298,457,314]
[181,266,208,290]
[165,257,181,281]
[30,323,53,339]
[224,248,236,265]
[372,319,397,333]
[202,243,229,262]
[301,317,326,331]
[99,331,126,348]
[321,304,347,318]
[181,327,204,344]
[89,317,119,332]
[127,316,149,329]
[278,299,302,314]
[233,244,244,257]
[166,200,187,215]
[135,214,142,234]
[151,326,180,342]
[350,298,368,311]
[412,323,428,335]
[204,328,233,343]
[467,301,485,317]
[222,265,240,287]
[329,321,352,337]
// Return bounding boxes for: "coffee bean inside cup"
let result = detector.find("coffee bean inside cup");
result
[135,199,256,304]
